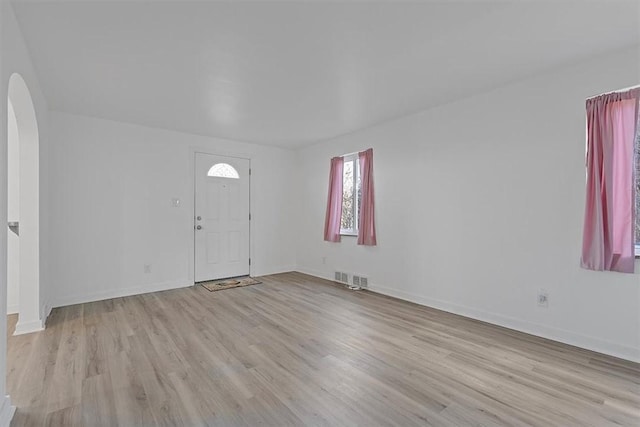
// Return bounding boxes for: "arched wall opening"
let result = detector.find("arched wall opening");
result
[7,73,42,335]
[7,99,19,316]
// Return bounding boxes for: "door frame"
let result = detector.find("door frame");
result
[188,147,252,285]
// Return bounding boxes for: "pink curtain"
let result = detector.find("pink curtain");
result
[324,156,344,242]
[358,148,377,246]
[581,88,639,273]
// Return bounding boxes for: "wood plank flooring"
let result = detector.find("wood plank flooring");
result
[7,272,640,426]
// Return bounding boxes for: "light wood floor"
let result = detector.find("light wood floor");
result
[7,272,640,426]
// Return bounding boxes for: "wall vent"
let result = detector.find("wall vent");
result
[352,275,368,288]
[350,275,368,290]
[334,271,349,284]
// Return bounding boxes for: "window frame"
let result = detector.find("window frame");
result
[340,153,360,237]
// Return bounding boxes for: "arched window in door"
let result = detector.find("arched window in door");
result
[207,163,239,179]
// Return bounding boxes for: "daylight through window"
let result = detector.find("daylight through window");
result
[207,163,239,179]
[341,154,361,234]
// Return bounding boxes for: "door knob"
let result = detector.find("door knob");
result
[196,225,202,230]
[197,216,202,221]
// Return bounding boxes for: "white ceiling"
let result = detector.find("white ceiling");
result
[10,1,640,148]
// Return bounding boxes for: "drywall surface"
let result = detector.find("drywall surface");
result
[296,47,640,362]
[48,112,297,306]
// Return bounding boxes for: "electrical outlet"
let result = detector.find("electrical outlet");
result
[537,289,549,308]
[144,264,152,274]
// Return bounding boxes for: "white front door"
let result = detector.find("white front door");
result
[195,153,250,282]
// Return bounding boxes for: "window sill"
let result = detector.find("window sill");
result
[340,231,358,237]
[635,245,640,258]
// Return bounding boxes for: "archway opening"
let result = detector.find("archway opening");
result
[7,99,19,317]
[7,73,42,335]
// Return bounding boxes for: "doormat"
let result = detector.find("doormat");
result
[200,276,261,292]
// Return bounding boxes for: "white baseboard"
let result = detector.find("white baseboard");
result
[13,318,45,336]
[52,268,297,309]
[253,266,296,277]
[6,305,18,315]
[296,268,640,363]
[296,267,331,281]
[53,280,192,308]
[41,302,52,326]
[0,395,15,427]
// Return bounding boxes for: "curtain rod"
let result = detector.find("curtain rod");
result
[586,84,640,100]
[340,151,360,158]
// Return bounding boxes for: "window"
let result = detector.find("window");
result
[207,163,239,179]
[635,122,640,257]
[582,88,639,272]
[324,148,376,245]
[341,154,361,235]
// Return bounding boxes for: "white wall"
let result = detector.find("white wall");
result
[48,112,296,307]
[7,101,19,315]
[9,73,43,335]
[295,46,640,362]
[0,1,50,423]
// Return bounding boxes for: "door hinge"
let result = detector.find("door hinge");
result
[249,213,251,220]
[249,168,251,175]
[249,258,251,266]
